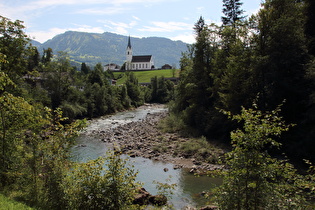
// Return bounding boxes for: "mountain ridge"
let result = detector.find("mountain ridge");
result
[31,31,189,68]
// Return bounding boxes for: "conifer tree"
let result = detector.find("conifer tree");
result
[221,0,245,26]
[254,0,308,121]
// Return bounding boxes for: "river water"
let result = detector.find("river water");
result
[71,105,221,209]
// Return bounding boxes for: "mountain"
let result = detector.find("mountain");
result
[32,31,189,68]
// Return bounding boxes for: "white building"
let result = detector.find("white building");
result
[104,63,120,71]
[126,36,154,70]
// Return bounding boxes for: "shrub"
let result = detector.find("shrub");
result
[214,105,311,209]
[63,151,141,210]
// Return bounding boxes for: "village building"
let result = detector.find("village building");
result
[104,63,120,71]
[161,64,172,69]
[125,36,154,70]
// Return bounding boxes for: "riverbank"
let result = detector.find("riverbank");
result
[89,104,226,174]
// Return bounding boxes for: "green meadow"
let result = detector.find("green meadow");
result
[113,69,180,84]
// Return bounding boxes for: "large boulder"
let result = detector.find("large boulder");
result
[133,188,151,205]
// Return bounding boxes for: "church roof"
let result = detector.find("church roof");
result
[131,55,152,62]
[127,36,132,49]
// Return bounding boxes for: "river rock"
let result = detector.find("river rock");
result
[133,188,151,205]
[173,164,182,170]
[200,205,219,210]
[182,206,197,210]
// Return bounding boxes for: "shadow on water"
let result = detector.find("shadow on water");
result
[71,105,222,209]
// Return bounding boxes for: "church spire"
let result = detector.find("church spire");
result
[127,35,132,49]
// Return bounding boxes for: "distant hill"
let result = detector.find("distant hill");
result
[31,31,189,68]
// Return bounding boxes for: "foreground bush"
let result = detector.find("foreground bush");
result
[63,151,141,210]
[214,104,314,209]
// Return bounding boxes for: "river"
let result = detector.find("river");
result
[71,104,222,209]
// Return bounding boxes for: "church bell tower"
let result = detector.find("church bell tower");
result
[126,36,132,70]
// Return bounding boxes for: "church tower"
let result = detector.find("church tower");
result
[126,36,132,70]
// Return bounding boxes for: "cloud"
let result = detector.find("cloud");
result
[75,7,128,15]
[132,16,141,21]
[101,20,138,35]
[170,33,195,44]
[139,21,191,32]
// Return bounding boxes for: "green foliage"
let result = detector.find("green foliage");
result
[222,0,245,26]
[175,137,222,164]
[254,0,308,119]
[125,72,144,107]
[153,176,177,199]
[150,76,174,103]
[0,68,86,208]
[169,0,315,162]
[0,15,30,82]
[63,152,140,210]
[42,51,74,109]
[214,104,311,209]
[157,111,186,134]
[172,19,222,137]
[0,193,34,210]
[0,73,38,187]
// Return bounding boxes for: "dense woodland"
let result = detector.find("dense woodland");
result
[173,0,315,162]
[0,0,315,209]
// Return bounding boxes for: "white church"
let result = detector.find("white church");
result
[125,36,154,71]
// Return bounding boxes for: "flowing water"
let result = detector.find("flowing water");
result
[71,105,222,209]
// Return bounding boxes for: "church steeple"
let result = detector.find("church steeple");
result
[126,35,133,70]
[127,35,132,49]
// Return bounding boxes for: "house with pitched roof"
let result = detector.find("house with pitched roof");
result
[125,36,154,70]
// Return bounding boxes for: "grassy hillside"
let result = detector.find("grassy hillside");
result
[33,31,188,68]
[0,194,34,210]
[113,69,180,84]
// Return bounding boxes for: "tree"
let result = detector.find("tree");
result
[87,63,105,87]
[125,72,143,107]
[27,46,40,73]
[0,16,30,82]
[43,52,73,109]
[80,62,90,75]
[0,72,33,187]
[172,18,220,136]
[221,0,245,27]
[216,21,254,114]
[150,76,174,103]
[42,48,53,64]
[253,0,308,119]
[215,104,308,209]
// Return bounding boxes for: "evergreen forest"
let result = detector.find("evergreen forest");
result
[0,0,315,209]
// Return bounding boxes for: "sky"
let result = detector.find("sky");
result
[0,0,262,44]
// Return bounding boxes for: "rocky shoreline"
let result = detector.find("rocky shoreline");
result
[89,104,225,174]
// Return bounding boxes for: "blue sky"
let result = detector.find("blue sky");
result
[0,0,262,44]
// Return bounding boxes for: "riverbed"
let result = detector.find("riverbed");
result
[71,104,222,209]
